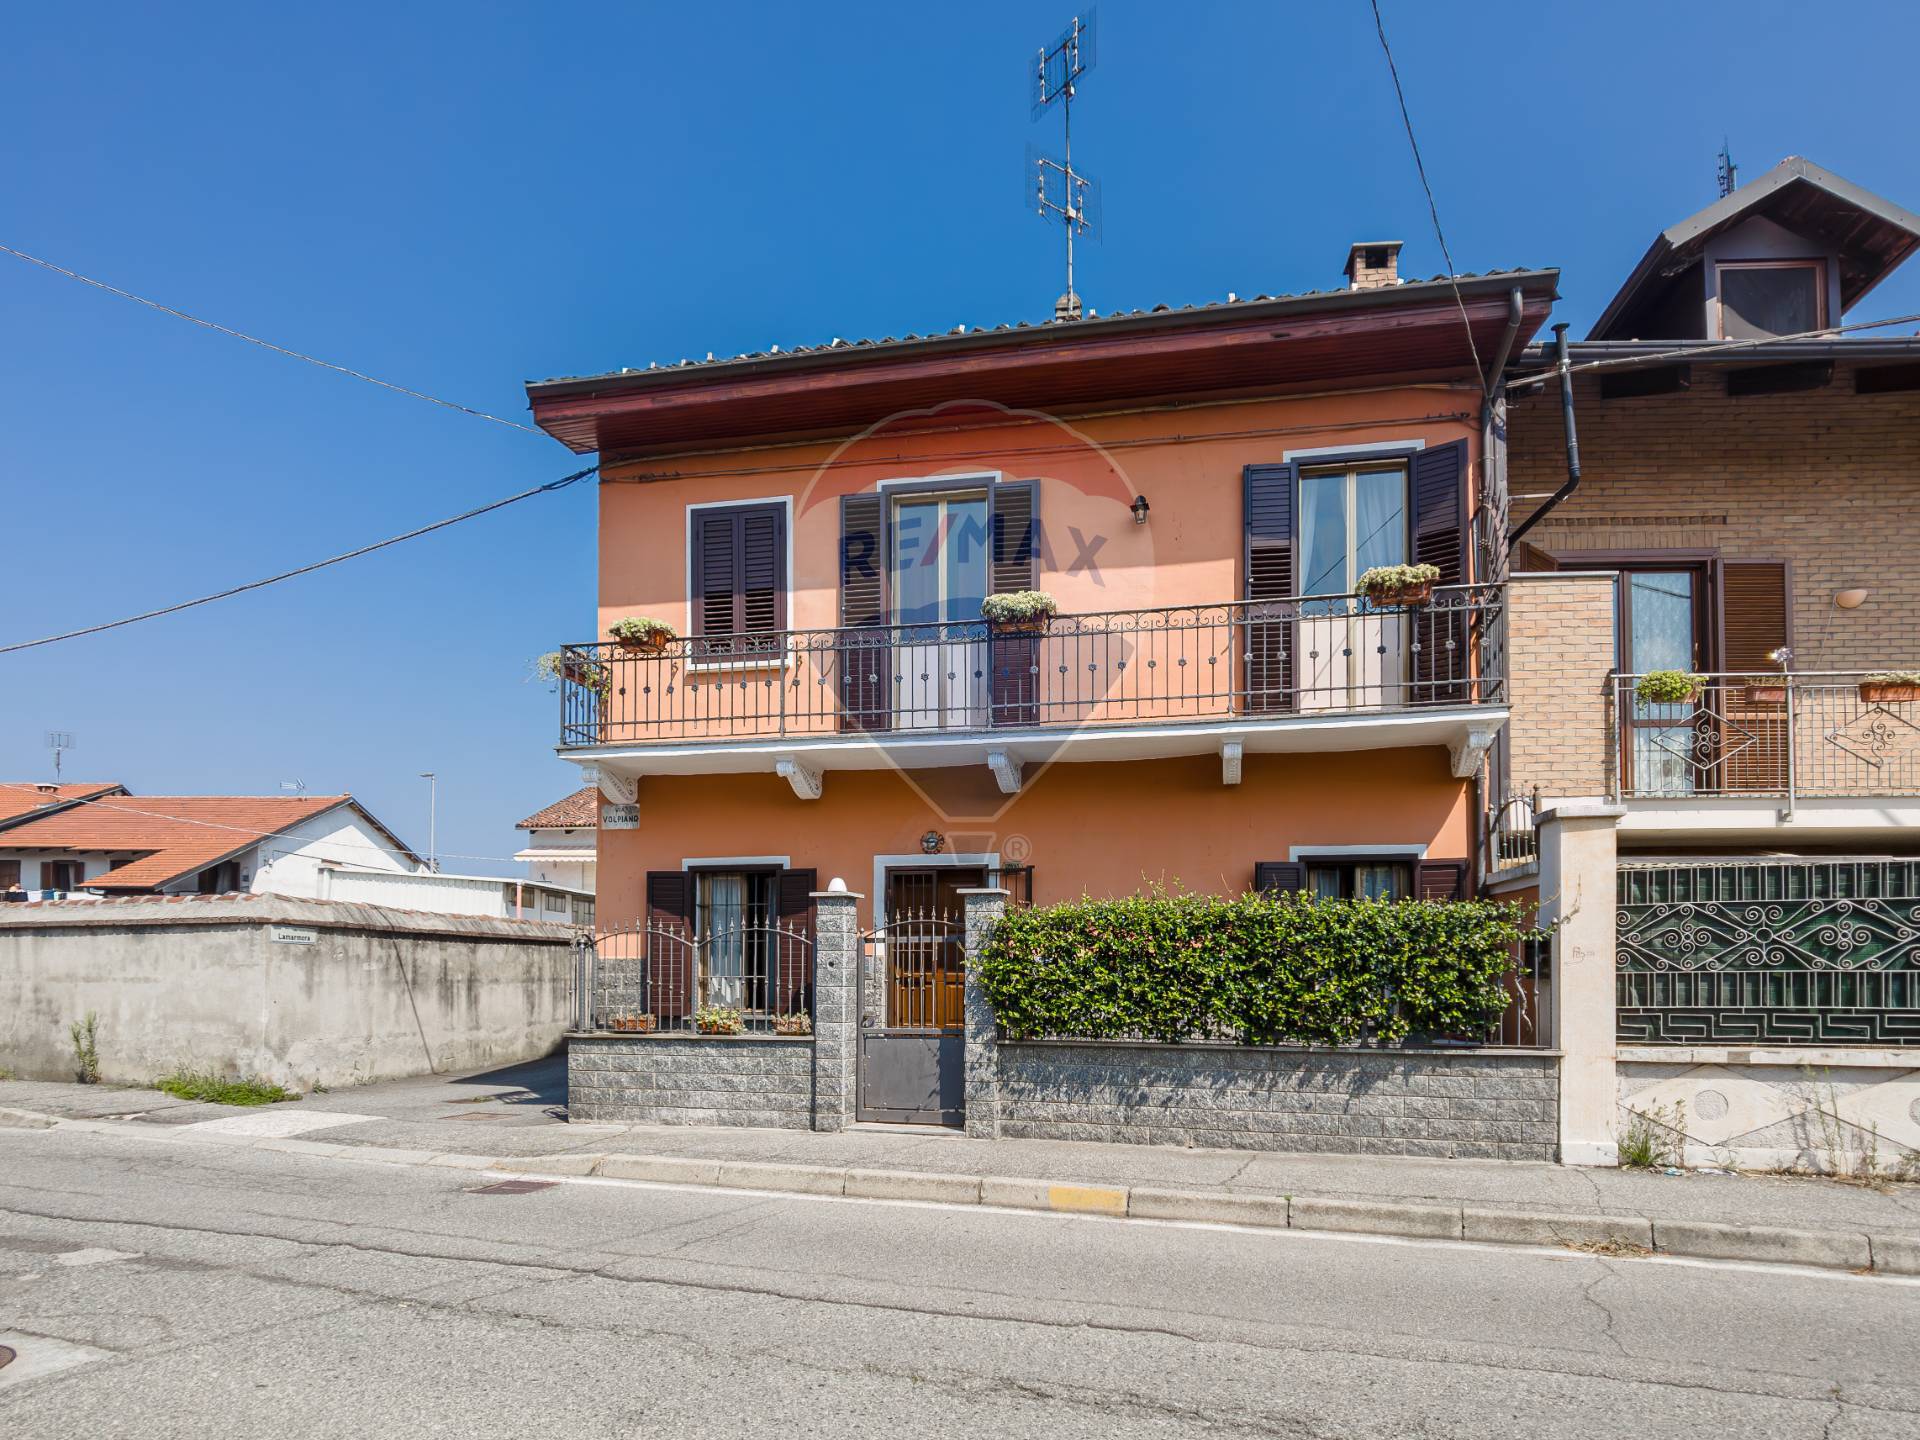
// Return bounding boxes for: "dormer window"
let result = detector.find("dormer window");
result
[1716,259,1825,340]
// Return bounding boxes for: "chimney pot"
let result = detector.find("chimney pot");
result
[1344,241,1403,292]
[1053,291,1083,322]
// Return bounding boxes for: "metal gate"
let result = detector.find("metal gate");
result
[579,919,815,1034]
[857,907,967,1125]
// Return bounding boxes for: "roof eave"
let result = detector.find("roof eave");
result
[526,270,1561,405]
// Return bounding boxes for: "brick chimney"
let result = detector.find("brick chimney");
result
[1343,241,1403,292]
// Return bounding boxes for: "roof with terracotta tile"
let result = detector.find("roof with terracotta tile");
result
[0,782,128,830]
[0,793,372,890]
[516,786,599,831]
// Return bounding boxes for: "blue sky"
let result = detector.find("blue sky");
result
[4,1,1917,871]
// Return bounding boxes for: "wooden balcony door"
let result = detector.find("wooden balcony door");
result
[891,491,990,731]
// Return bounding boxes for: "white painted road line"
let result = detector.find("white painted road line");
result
[178,1110,380,1139]
[53,1248,138,1267]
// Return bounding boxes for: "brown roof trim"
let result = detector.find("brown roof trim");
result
[529,270,1558,401]
[529,270,1560,455]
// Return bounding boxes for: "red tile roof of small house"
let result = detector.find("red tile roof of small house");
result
[0,793,407,891]
[0,782,128,830]
[516,786,599,830]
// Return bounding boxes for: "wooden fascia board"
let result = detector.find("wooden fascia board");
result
[533,292,1539,439]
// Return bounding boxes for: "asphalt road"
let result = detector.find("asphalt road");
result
[2,1126,1917,1438]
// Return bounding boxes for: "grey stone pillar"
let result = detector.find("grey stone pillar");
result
[958,887,1007,1139]
[810,888,861,1133]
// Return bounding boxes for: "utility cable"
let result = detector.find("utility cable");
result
[0,465,598,654]
[1501,311,1920,388]
[1369,0,1485,392]
[0,241,547,435]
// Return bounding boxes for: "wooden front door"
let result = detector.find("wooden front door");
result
[855,865,984,1126]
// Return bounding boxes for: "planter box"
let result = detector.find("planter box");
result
[1362,580,1433,608]
[989,617,1052,636]
[1744,684,1788,704]
[614,632,672,655]
[1860,682,1920,704]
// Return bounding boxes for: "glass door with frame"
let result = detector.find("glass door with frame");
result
[1620,568,1708,795]
[891,491,990,730]
[1298,463,1409,709]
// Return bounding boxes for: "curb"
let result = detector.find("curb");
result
[7,1108,1914,1276]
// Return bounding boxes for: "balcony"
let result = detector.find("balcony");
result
[556,586,1507,789]
[1607,671,1920,840]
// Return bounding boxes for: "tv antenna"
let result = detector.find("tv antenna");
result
[45,731,74,782]
[280,780,307,796]
[1028,11,1099,320]
[1716,139,1739,198]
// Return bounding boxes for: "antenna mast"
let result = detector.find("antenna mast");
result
[1716,139,1739,198]
[1029,12,1099,319]
[45,731,74,782]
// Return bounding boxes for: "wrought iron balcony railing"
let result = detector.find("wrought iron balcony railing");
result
[558,584,1505,748]
[1609,671,1920,801]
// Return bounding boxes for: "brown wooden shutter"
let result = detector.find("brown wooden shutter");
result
[1411,441,1470,704]
[1718,561,1791,793]
[692,503,787,642]
[1719,561,1790,672]
[0,859,19,890]
[988,480,1039,593]
[645,871,694,1020]
[1253,861,1306,895]
[741,507,785,634]
[776,868,817,1018]
[989,479,1041,726]
[839,492,890,732]
[1243,463,1297,713]
[1416,860,1468,900]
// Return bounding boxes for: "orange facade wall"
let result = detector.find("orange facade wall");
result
[595,746,1475,930]
[585,384,1487,925]
[594,386,1482,640]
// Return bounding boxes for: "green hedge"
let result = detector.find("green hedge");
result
[974,892,1533,1047]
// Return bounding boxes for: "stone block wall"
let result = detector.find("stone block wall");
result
[995,1040,1559,1160]
[568,1034,815,1127]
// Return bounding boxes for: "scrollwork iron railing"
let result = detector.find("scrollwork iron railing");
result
[1617,860,1920,1045]
[558,584,1504,747]
[1609,671,1920,801]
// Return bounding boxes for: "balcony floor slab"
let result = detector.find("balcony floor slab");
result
[563,706,1510,780]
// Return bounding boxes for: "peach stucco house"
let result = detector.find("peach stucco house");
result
[531,251,1558,918]
[528,246,1560,1127]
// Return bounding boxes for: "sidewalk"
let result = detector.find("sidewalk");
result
[5,1059,1919,1270]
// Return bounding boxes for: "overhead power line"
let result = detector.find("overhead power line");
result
[0,241,547,436]
[1368,0,1485,392]
[0,465,598,654]
[1501,311,1920,388]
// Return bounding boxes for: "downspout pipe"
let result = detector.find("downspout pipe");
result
[1484,287,1525,402]
[1507,321,1581,548]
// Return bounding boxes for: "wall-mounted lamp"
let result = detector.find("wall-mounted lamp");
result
[1834,588,1870,611]
[1130,494,1151,526]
